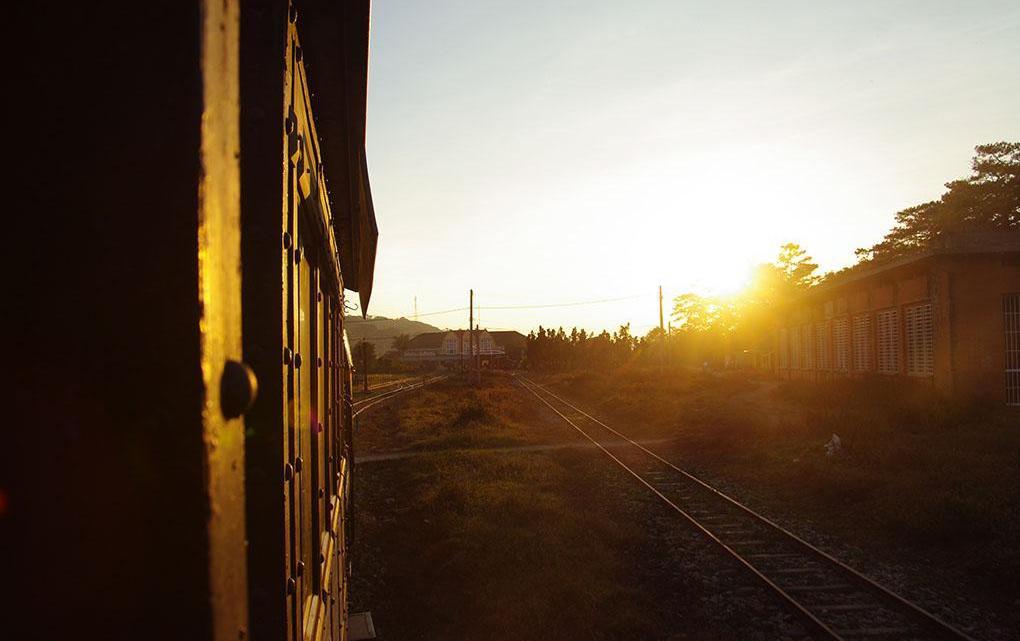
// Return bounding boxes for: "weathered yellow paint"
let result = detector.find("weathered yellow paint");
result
[197,0,248,639]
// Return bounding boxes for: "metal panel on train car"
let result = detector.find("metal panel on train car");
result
[241,2,370,640]
[283,19,353,641]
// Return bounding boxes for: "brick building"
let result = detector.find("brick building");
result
[774,232,1020,405]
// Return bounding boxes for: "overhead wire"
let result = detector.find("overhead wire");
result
[385,292,652,319]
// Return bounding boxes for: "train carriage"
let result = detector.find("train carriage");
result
[11,2,376,640]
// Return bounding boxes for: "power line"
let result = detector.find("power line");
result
[403,293,649,317]
[478,294,646,311]
[413,306,470,317]
[349,292,653,323]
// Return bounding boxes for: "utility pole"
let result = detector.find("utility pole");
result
[659,285,667,368]
[475,293,481,379]
[659,285,664,333]
[469,289,477,385]
[361,338,369,392]
[413,296,418,321]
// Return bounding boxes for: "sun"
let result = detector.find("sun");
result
[672,258,755,300]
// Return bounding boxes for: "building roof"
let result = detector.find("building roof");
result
[816,231,1020,294]
[405,332,446,350]
[404,329,528,351]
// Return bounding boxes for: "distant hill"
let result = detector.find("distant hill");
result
[345,315,443,354]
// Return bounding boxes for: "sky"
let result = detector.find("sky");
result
[360,0,1020,335]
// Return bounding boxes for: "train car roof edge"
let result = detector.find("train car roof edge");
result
[301,0,377,315]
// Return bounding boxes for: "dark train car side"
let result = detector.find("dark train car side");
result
[242,2,377,639]
[10,2,376,640]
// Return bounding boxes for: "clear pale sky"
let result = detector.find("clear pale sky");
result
[361,0,1019,335]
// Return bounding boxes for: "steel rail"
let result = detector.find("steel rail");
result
[352,375,446,417]
[365,376,417,392]
[517,377,843,640]
[353,378,424,407]
[518,376,977,641]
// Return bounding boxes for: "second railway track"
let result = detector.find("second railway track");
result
[353,375,446,417]
[517,375,976,641]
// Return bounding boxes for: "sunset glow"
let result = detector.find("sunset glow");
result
[363,0,1019,334]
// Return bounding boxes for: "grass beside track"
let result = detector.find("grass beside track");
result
[539,367,1020,620]
[350,377,755,641]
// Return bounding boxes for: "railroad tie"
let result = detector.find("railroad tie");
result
[815,604,875,612]
[771,568,818,575]
[727,540,767,547]
[784,584,852,592]
[833,626,913,637]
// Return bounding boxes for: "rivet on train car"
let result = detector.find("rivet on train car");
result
[294,353,303,368]
[317,357,323,368]
[286,577,296,595]
[282,231,292,248]
[318,487,324,498]
[317,291,322,302]
[295,457,303,473]
[294,246,302,263]
[284,463,294,482]
[283,347,293,365]
[296,561,305,577]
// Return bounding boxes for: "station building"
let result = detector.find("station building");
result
[773,232,1020,405]
[402,330,527,367]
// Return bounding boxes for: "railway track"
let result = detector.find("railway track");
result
[365,376,418,392]
[517,376,977,641]
[352,375,446,417]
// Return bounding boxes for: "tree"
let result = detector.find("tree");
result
[774,242,820,290]
[857,142,1019,263]
[392,333,411,356]
[672,293,724,333]
[354,340,376,368]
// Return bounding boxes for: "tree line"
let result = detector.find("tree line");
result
[526,142,1018,371]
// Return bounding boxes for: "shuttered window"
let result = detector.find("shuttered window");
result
[852,313,872,372]
[790,326,801,368]
[815,321,830,371]
[1005,293,1020,406]
[876,308,901,375]
[905,303,934,376]
[833,317,849,372]
[778,329,789,369]
[802,324,814,370]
